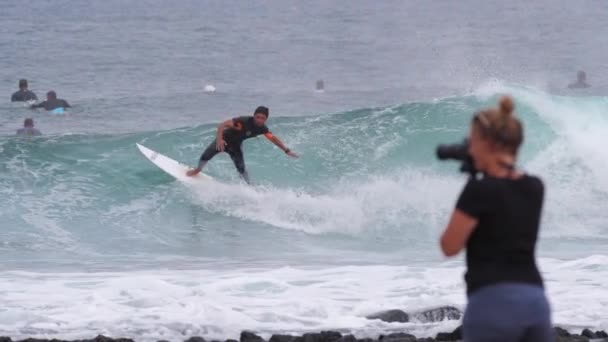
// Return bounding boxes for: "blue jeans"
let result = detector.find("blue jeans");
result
[463,283,553,342]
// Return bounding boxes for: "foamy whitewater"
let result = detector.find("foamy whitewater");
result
[1,82,607,340]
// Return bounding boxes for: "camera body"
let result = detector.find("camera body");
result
[436,139,477,176]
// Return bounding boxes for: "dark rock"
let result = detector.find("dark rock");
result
[226,339,239,342]
[378,332,417,342]
[241,332,265,342]
[302,333,322,342]
[301,332,342,342]
[335,335,356,342]
[582,329,596,338]
[410,307,462,323]
[555,327,571,337]
[185,338,206,342]
[416,339,437,342]
[92,336,134,342]
[379,332,417,340]
[0,338,11,342]
[356,339,376,342]
[366,309,409,323]
[157,340,171,342]
[555,336,589,342]
[597,330,608,338]
[269,335,298,342]
[367,306,461,324]
[435,326,462,341]
[320,331,342,342]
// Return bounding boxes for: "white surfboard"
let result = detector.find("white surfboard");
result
[136,143,214,183]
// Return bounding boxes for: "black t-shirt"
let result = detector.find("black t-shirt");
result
[456,174,545,295]
[222,116,270,145]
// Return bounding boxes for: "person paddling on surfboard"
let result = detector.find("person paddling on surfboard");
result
[186,106,298,183]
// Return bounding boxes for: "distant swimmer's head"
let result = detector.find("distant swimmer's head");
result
[24,118,34,128]
[577,70,587,83]
[316,79,325,91]
[47,90,57,100]
[253,106,269,126]
[19,79,28,90]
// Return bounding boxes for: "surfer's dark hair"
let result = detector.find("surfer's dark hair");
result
[254,106,269,118]
[19,79,28,88]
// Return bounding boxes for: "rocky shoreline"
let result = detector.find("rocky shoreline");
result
[1,327,607,342]
[1,307,605,342]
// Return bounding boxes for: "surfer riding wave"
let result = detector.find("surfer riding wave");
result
[187,106,298,183]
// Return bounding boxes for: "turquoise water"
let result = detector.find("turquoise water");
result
[1,83,606,271]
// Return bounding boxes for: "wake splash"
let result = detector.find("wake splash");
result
[188,168,461,236]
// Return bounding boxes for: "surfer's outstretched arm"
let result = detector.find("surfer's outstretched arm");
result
[264,133,298,158]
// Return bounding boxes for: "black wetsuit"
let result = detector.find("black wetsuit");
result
[199,116,271,176]
[11,90,38,102]
[31,98,71,111]
[16,127,42,136]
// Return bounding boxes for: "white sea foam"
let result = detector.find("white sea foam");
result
[1,256,606,341]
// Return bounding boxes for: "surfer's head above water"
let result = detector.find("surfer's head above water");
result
[253,106,269,126]
[47,90,57,100]
[568,70,590,89]
[468,96,523,175]
[19,79,29,91]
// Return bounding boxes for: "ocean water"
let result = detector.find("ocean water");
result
[1,1,607,341]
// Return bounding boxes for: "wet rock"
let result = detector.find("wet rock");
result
[367,306,461,324]
[556,336,588,342]
[596,330,608,338]
[335,335,356,342]
[435,326,462,341]
[355,339,375,342]
[300,332,341,342]
[269,335,298,342]
[555,327,571,337]
[366,309,409,323]
[91,335,134,342]
[582,329,596,339]
[0,338,11,342]
[300,332,342,342]
[410,307,462,323]
[241,332,265,342]
[226,339,239,342]
[320,332,342,342]
[184,338,206,342]
[378,332,417,342]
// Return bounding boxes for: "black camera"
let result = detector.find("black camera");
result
[436,139,477,176]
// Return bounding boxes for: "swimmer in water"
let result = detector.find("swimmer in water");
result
[315,79,325,92]
[186,106,298,184]
[11,79,38,102]
[568,71,590,89]
[30,91,71,111]
[16,118,42,136]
